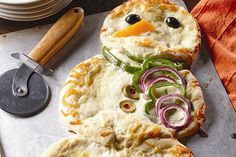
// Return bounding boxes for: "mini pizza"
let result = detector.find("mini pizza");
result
[42,111,193,157]
[100,0,201,65]
[60,55,205,139]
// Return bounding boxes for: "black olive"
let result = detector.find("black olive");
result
[166,17,181,29]
[125,14,141,24]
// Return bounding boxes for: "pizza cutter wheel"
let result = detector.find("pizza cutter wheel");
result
[0,7,84,117]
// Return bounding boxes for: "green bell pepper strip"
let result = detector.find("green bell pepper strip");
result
[143,58,184,70]
[132,58,185,92]
[145,82,185,114]
[174,62,186,70]
[131,70,143,92]
[102,46,141,74]
[145,100,155,115]
[147,82,185,101]
[132,68,180,93]
[123,49,144,64]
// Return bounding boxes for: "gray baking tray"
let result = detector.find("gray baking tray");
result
[0,1,236,156]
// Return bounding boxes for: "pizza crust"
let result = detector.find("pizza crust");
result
[100,0,201,65]
[174,70,205,138]
[42,111,193,157]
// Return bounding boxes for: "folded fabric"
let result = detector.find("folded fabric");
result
[191,0,236,110]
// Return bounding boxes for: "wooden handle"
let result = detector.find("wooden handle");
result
[28,7,84,65]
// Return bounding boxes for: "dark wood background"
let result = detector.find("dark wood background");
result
[0,0,200,34]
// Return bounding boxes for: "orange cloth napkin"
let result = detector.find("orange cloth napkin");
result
[191,0,236,110]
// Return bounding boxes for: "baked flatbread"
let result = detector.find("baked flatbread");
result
[59,55,205,138]
[44,1,204,156]
[42,111,193,157]
[100,0,201,65]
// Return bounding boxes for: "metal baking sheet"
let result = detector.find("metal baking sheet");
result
[0,1,236,157]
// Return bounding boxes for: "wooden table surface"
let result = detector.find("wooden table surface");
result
[0,0,200,35]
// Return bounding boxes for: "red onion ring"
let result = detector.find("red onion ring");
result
[140,66,186,92]
[159,104,191,130]
[145,76,176,91]
[155,94,191,114]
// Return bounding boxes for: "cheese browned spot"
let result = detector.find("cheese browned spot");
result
[100,27,107,33]
[69,120,81,125]
[190,80,200,87]
[136,38,156,48]
[159,3,178,12]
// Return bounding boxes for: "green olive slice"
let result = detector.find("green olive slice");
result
[119,100,136,113]
[123,85,140,100]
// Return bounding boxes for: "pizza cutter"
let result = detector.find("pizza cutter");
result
[0,7,84,117]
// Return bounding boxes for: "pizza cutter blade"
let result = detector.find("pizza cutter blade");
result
[0,7,84,117]
[0,67,49,117]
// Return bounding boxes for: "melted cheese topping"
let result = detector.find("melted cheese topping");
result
[60,55,137,130]
[100,0,200,64]
[60,55,205,138]
[42,111,193,157]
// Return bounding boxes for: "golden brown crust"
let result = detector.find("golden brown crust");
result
[160,48,193,65]
[195,102,206,132]
[175,70,205,139]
